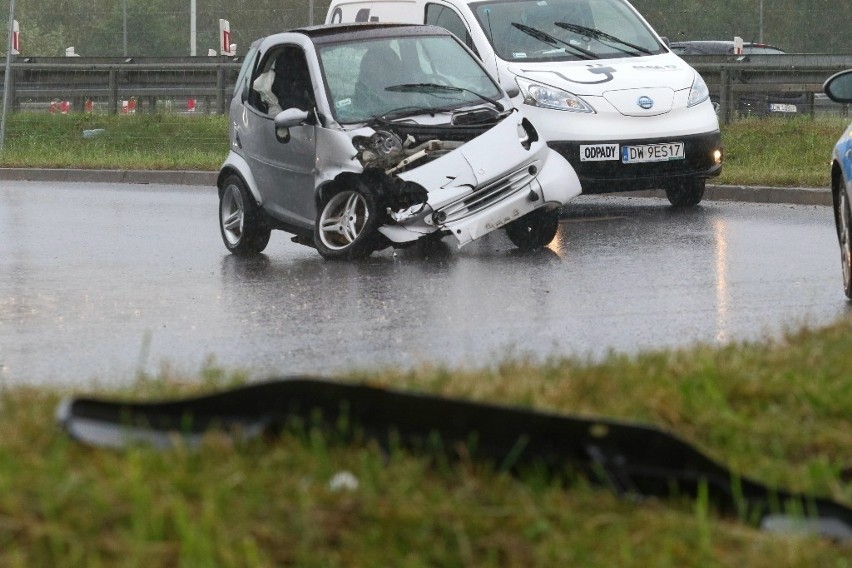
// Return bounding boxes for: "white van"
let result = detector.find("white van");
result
[326,0,722,206]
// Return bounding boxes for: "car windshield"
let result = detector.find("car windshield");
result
[317,34,503,124]
[470,0,664,62]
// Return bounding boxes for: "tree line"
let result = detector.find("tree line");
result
[0,0,849,57]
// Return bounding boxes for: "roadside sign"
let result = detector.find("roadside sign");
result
[11,20,19,55]
[219,19,235,56]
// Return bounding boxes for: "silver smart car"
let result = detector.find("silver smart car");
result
[217,23,581,259]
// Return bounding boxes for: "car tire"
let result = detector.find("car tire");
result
[505,208,560,250]
[314,184,382,260]
[835,186,852,300]
[665,178,705,207]
[219,175,271,256]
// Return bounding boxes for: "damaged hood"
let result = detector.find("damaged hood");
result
[397,114,533,206]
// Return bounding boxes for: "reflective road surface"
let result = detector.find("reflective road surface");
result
[1,181,848,387]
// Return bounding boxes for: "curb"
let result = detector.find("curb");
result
[0,168,831,206]
[0,168,217,187]
[616,184,831,207]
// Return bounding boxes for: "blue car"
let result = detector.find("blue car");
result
[825,70,852,298]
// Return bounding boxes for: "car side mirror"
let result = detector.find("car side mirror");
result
[274,108,310,129]
[274,108,311,143]
[824,70,852,103]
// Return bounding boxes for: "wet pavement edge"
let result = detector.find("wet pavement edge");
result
[0,168,832,207]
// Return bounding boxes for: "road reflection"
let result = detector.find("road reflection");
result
[713,218,730,343]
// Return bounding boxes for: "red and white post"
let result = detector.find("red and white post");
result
[219,19,235,56]
[11,20,19,55]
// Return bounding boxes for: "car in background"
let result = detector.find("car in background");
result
[217,23,581,260]
[669,40,785,56]
[824,69,852,299]
[669,40,806,116]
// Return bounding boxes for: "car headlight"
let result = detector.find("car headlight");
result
[515,77,595,113]
[688,73,710,107]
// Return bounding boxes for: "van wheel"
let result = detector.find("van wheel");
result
[505,208,560,250]
[665,178,705,207]
[219,175,271,256]
[314,185,382,260]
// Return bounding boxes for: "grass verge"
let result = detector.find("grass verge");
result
[717,116,848,188]
[0,113,227,171]
[1,319,850,566]
[0,113,847,188]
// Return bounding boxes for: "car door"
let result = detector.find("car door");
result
[240,44,318,228]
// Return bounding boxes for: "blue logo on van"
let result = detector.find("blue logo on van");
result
[637,96,654,110]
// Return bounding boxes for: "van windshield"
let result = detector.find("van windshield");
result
[471,0,664,62]
[317,35,503,124]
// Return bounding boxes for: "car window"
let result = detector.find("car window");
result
[425,4,480,57]
[743,45,785,55]
[248,45,316,115]
[317,35,501,124]
[234,46,259,97]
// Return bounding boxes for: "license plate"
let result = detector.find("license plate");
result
[769,103,797,113]
[622,142,685,164]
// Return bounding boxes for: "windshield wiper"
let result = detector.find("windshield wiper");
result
[510,22,596,60]
[554,22,654,56]
[385,83,505,112]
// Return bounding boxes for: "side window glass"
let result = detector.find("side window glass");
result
[249,46,316,115]
[235,46,258,97]
[425,4,479,57]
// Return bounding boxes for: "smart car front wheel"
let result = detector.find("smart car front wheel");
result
[314,186,382,260]
[505,208,560,250]
[219,175,271,256]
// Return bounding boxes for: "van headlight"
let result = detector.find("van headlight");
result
[687,73,710,107]
[516,77,595,113]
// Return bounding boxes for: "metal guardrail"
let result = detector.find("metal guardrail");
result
[683,54,852,124]
[0,56,243,115]
[0,54,850,120]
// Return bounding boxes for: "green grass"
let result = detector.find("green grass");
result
[717,116,849,188]
[2,320,851,566]
[0,112,848,188]
[0,113,227,170]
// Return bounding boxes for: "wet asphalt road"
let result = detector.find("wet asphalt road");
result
[0,180,848,387]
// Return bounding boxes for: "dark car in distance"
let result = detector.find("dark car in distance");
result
[669,40,806,117]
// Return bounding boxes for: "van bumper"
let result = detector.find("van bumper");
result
[547,130,722,194]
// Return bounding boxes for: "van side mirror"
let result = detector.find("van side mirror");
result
[500,78,520,98]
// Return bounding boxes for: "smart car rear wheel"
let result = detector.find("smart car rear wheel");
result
[665,178,705,207]
[836,187,852,299]
[314,186,382,260]
[505,208,560,250]
[219,175,271,256]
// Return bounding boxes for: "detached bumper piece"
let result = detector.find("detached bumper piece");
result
[56,377,851,542]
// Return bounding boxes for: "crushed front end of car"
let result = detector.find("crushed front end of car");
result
[317,109,580,252]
